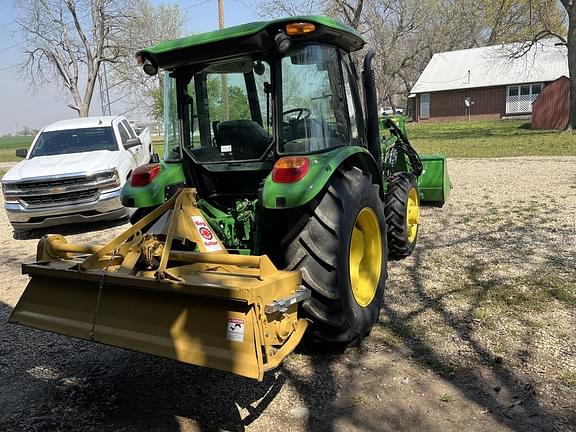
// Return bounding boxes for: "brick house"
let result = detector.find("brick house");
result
[409,39,568,122]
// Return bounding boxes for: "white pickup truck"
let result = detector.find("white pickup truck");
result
[1,116,152,231]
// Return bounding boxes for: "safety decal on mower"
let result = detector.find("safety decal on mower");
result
[227,318,245,342]
[191,216,223,252]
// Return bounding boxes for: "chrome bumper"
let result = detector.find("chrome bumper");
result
[4,188,129,230]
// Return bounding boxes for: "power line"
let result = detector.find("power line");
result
[182,0,213,11]
[0,63,19,72]
[233,0,266,18]
[0,43,22,54]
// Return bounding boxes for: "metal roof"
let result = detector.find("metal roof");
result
[410,39,568,94]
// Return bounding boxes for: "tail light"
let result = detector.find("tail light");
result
[130,163,161,187]
[272,157,310,183]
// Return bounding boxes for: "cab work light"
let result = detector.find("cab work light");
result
[272,157,311,183]
[285,22,316,36]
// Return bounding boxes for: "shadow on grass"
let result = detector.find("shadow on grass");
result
[2,199,574,431]
[377,209,576,431]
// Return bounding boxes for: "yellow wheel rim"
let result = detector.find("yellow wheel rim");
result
[349,207,382,307]
[407,187,420,243]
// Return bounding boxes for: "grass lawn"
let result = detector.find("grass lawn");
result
[0,136,34,163]
[2,120,575,163]
[409,119,576,158]
[152,136,164,158]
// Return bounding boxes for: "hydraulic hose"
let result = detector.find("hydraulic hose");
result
[384,117,423,176]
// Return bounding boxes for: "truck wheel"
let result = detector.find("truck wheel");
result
[385,172,420,260]
[282,167,387,345]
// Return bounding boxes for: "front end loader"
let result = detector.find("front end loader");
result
[11,16,433,380]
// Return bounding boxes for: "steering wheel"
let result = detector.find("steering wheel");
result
[282,108,311,122]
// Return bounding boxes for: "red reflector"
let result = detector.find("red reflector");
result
[130,163,161,187]
[272,157,310,183]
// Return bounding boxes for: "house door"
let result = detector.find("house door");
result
[420,93,430,119]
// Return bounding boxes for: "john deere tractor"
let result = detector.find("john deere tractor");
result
[10,17,449,380]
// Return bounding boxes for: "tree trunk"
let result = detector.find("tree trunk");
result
[568,9,576,129]
[79,104,90,117]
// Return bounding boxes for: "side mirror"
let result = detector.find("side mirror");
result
[15,148,28,158]
[124,137,141,149]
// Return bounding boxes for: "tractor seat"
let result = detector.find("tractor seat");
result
[214,120,272,160]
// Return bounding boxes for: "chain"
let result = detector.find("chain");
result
[89,249,118,341]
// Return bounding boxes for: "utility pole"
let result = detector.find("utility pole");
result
[218,0,229,120]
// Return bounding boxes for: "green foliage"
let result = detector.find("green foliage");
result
[479,0,566,43]
[148,86,164,121]
[206,77,251,121]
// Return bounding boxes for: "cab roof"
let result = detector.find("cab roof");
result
[137,16,365,70]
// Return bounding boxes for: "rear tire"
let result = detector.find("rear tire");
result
[385,172,420,260]
[282,167,387,345]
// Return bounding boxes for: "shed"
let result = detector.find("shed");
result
[531,76,570,129]
[410,39,568,122]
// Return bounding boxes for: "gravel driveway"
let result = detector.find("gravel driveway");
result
[1,157,575,432]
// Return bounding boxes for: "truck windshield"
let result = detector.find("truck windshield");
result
[164,58,272,163]
[28,127,117,158]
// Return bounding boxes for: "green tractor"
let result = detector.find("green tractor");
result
[121,16,447,345]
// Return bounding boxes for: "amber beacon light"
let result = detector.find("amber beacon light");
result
[285,22,316,36]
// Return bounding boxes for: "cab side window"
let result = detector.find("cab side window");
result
[281,44,350,153]
[341,52,365,146]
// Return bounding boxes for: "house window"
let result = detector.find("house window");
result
[420,93,430,119]
[506,83,543,114]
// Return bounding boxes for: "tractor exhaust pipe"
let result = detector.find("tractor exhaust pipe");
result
[362,50,381,164]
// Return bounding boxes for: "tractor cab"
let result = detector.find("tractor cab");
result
[130,17,374,209]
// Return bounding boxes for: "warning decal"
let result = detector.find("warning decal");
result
[227,318,245,342]
[191,216,222,252]
[198,226,213,240]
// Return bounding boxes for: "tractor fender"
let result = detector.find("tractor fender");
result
[121,161,186,208]
[261,146,383,210]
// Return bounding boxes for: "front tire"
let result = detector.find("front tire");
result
[385,172,420,260]
[282,167,387,345]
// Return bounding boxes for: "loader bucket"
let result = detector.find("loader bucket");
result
[418,155,451,205]
[9,189,309,381]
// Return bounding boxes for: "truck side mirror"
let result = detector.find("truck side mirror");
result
[124,137,142,149]
[15,148,28,158]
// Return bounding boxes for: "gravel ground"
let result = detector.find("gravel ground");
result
[1,157,575,432]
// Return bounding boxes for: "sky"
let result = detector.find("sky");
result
[0,0,262,135]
